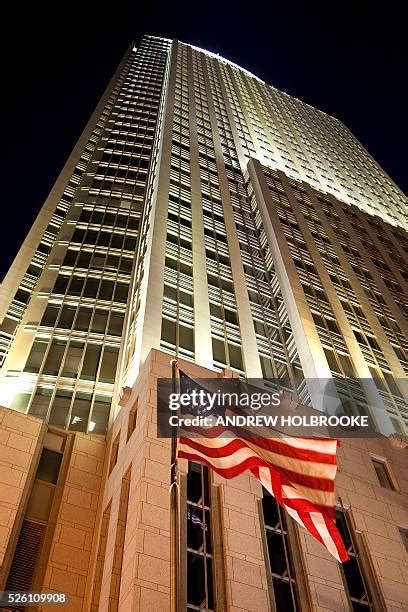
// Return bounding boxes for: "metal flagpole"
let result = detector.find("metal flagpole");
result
[170,358,179,612]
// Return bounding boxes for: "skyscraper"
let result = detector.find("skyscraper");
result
[0,36,407,611]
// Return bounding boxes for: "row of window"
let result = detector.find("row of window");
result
[186,454,403,611]
[25,338,119,383]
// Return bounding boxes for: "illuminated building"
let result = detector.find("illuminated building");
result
[0,36,407,611]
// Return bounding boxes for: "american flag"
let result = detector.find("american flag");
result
[187,508,208,531]
[177,371,348,562]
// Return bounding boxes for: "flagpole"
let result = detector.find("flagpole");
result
[170,358,179,612]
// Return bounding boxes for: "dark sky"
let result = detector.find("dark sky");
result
[1,0,406,281]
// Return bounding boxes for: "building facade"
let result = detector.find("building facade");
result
[0,35,407,611]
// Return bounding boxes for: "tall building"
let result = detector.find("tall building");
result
[0,35,407,611]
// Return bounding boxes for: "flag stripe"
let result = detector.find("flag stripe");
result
[180,424,338,464]
[179,436,336,488]
[176,371,349,563]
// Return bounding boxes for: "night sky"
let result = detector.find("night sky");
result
[1,0,406,281]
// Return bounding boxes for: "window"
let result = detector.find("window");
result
[371,458,395,490]
[162,318,176,345]
[25,340,48,373]
[41,305,59,328]
[90,395,111,435]
[75,307,92,331]
[10,392,31,413]
[261,489,299,611]
[92,309,108,334]
[399,528,408,553]
[26,436,65,522]
[109,435,120,474]
[43,340,66,376]
[58,305,76,329]
[68,276,84,296]
[114,283,129,303]
[212,337,226,364]
[48,390,72,428]
[36,448,63,484]
[179,324,194,352]
[29,388,52,419]
[81,344,102,381]
[99,347,119,383]
[62,250,77,267]
[186,462,214,611]
[69,393,92,432]
[61,341,83,377]
[83,277,100,298]
[336,509,374,610]
[227,343,243,370]
[99,280,115,301]
[127,399,138,441]
[107,312,124,336]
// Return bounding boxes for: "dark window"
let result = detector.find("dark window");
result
[58,305,76,329]
[53,275,69,295]
[212,338,226,364]
[48,390,72,428]
[42,340,66,376]
[75,307,92,331]
[77,252,92,269]
[261,489,299,611]
[81,344,102,381]
[399,528,408,553]
[228,343,243,370]
[179,324,194,352]
[336,509,373,610]
[119,258,132,273]
[99,280,115,301]
[99,347,119,383]
[97,232,110,247]
[83,277,100,298]
[92,309,108,334]
[186,462,214,610]
[14,289,30,304]
[127,400,138,441]
[25,340,48,373]
[124,236,136,251]
[69,393,92,432]
[109,435,120,473]
[61,341,83,378]
[62,250,77,267]
[90,395,111,435]
[79,209,92,222]
[72,228,85,243]
[107,312,124,336]
[36,448,62,484]
[68,276,84,296]
[111,234,124,249]
[114,283,129,303]
[372,459,395,490]
[41,305,59,328]
[162,318,176,345]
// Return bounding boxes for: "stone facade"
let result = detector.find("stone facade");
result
[1,348,407,611]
